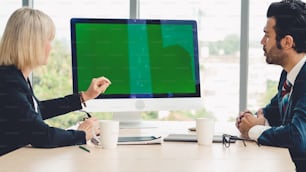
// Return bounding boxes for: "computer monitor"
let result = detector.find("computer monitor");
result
[70,18,203,128]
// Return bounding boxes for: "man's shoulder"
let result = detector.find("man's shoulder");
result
[298,62,306,77]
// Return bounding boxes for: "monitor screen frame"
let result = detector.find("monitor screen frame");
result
[70,18,203,112]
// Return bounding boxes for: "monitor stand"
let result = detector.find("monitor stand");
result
[112,111,156,129]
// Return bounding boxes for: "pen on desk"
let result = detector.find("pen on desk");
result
[81,110,92,121]
[79,145,90,153]
[84,111,92,118]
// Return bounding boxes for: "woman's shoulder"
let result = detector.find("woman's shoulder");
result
[0,65,27,88]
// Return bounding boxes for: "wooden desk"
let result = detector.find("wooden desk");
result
[0,121,295,172]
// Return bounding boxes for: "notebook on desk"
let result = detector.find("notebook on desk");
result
[163,134,235,143]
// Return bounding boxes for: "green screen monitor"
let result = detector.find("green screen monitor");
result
[71,18,202,127]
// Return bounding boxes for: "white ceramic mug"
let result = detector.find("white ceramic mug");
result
[98,120,119,149]
[196,118,215,146]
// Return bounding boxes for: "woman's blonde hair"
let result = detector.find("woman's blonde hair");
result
[0,7,55,70]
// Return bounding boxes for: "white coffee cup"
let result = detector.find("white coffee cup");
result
[196,118,215,146]
[98,120,119,149]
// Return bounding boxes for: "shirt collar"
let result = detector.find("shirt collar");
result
[287,55,306,85]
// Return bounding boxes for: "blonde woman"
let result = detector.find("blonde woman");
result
[0,7,111,156]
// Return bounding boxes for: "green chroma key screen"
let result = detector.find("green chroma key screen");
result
[71,18,200,98]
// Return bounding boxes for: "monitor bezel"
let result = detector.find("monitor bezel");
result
[70,18,201,100]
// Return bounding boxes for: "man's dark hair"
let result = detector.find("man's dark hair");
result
[267,0,306,53]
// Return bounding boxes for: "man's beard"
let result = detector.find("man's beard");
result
[263,45,284,65]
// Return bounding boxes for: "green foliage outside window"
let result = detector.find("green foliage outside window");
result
[208,34,240,56]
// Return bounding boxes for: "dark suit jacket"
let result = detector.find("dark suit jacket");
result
[0,65,86,156]
[261,63,306,171]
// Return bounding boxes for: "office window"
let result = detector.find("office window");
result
[17,0,283,128]
[248,0,282,111]
[32,0,129,127]
[141,0,241,121]
[0,1,21,37]
[34,0,129,42]
[31,0,243,126]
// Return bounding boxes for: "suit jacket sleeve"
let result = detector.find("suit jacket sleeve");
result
[262,94,282,126]
[258,96,306,169]
[38,93,82,120]
[0,68,86,154]
[5,88,86,148]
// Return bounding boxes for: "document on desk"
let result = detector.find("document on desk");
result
[117,136,162,145]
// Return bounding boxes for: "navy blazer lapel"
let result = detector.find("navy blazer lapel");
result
[277,71,287,123]
[283,99,292,124]
[282,62,306,124]
[4,66,37,113]
[27,78,41,114]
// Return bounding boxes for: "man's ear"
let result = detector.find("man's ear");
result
[281,35,295,49]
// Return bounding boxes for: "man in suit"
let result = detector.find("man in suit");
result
[236,1,306,171]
